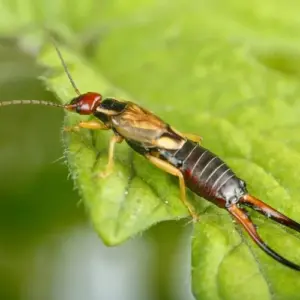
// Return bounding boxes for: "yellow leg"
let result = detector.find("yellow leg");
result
[98,135,124,178]
[64,120,110,132]
[145,154,199,222]
[183,133,203,143]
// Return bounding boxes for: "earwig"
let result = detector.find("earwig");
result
[2,45,300,271]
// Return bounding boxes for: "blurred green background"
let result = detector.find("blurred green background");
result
[1,1,300,300]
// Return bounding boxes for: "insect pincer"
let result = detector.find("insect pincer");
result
[65,92,102,115]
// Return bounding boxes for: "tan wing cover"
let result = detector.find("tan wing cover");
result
[111,102,185,149]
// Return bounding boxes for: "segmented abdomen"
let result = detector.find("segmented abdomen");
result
[161,140,246,207]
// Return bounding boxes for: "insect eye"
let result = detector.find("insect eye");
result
[76,105,81,113]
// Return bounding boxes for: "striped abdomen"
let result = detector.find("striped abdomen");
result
[159,140,247,208]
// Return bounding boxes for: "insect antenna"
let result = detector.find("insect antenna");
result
[228,203,300,271]
[0,99,64,108]
[0,43,82,109]
[52,41,81,96]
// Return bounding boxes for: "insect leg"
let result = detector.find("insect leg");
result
[227,204,300,271]
[183,133,203,143]
[145,154,199,222]
[240,194,300,233]
[168,126,202,143]
[64,120,110,132]
[98,135,124,178]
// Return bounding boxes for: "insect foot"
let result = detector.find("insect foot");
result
[63,125,80,133]
[98,168,113,179]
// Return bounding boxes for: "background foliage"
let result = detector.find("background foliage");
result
[1,1,300,299]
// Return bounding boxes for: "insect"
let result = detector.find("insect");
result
[1,44,300,271]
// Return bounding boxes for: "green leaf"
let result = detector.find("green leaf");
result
[9,0,300,299]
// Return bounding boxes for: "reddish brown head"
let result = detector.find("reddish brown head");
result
[65,92,102,115]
